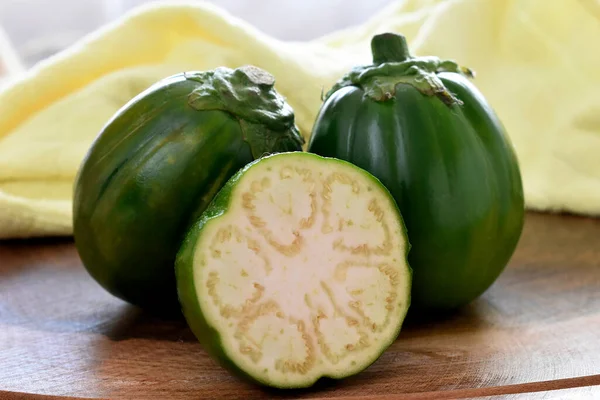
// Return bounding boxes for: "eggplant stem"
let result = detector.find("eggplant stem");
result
[371,33,412,64]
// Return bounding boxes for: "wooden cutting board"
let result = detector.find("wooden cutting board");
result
[1,212,599,399]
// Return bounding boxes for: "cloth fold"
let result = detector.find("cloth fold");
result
[0,0,599,238]
[0,26,22,84]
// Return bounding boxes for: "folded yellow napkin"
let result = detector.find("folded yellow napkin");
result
[0,0,599,239]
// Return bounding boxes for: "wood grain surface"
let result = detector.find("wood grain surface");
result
[1,212,599,399]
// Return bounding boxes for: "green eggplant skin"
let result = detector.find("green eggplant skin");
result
[73,70,303,313]
[308,72,525,311]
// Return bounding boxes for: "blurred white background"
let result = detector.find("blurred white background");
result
[0,0,393,67]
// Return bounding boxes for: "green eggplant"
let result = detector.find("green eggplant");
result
[73,66,304,313]
[307,33,525,312]
[176,152,411,388]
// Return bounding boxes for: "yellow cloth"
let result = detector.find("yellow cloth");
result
[0,0,599,239]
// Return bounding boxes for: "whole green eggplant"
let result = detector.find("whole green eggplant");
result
[73,66,304,313]
[308,33,524,312]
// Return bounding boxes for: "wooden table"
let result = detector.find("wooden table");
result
[1,212,599,399]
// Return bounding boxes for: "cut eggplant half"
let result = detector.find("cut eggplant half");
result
[176,152,411,388]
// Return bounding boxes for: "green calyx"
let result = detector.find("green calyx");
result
[325,33,475,106]
[186,65,304,157]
